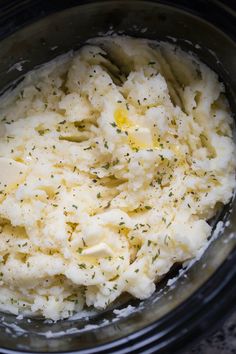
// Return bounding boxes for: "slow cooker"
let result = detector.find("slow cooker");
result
[0,1,235,353]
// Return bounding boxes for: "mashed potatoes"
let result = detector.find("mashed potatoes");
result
[0,36,235,320]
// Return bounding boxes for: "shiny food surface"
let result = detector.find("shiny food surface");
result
[0,36,235,320]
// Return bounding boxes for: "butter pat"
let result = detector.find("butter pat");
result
[82,242,114,257]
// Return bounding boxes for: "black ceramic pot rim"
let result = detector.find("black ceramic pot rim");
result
[0,1,235,353]
[0,0,236,42]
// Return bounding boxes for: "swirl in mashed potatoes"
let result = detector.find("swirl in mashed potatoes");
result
[0,36,235,320]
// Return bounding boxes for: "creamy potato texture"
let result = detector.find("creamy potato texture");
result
[0,36,235,320]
